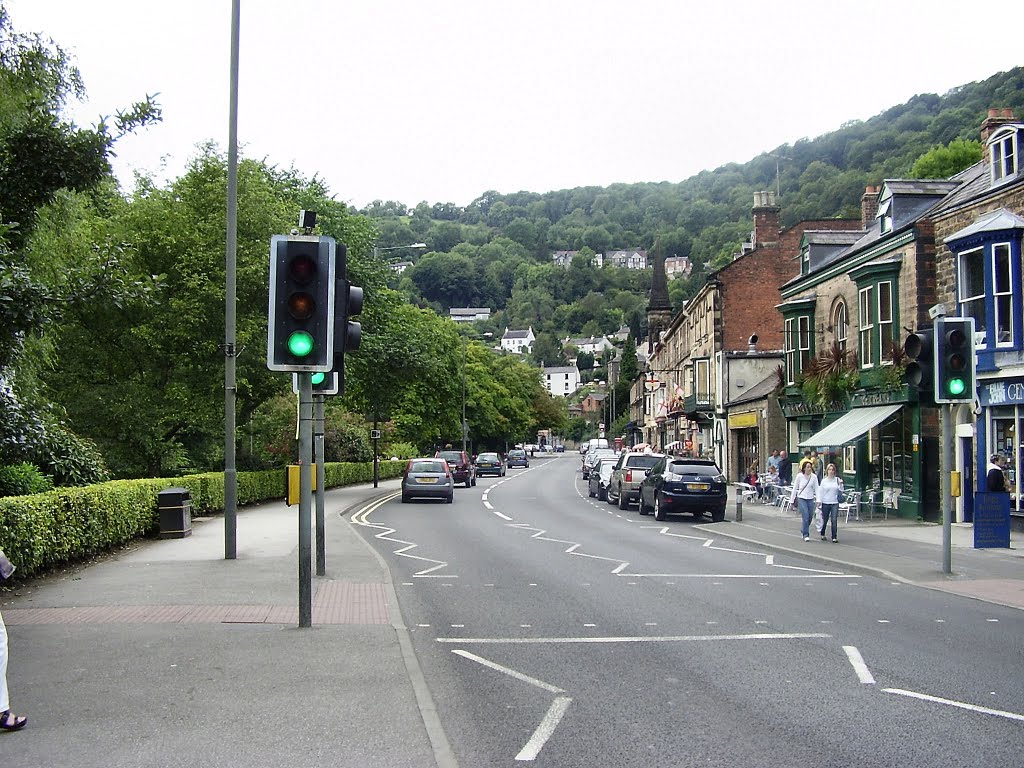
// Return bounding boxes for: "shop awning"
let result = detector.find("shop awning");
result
[797,404,901,448]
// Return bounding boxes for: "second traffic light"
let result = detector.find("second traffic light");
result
[330,242,363,395]
[935,316,976,404]
[267,236,336,372]
[903,326,935,404]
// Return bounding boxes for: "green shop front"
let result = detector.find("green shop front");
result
[787,390,936,521]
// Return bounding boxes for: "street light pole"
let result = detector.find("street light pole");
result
[462,333,468,454]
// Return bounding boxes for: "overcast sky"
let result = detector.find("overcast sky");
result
[7,1,1023,209]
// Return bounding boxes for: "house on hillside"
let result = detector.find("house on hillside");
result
[665,256,692,279]
[551,250,578,268]
[606,249,648,270]
[449,307,491,323]
[563,335,615,357]
[543,365,580,397]
[500,327,535,354]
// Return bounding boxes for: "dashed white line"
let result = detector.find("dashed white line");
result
[438,632,831,645]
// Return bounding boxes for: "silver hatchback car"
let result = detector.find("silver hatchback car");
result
[401,458,455,503]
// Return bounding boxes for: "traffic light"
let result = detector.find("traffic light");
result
[267,235,335,372]
[935,316,975,404]
[332,242,363,393]
[903,327,935,404]
[292,371,339,396]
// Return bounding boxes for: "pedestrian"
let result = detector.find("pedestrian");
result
[810,449,822,479]
[0,548,28,732]
[767,449,782,473]
[817,462,844,543]
[778,450,793,485]
[987,454,1008,492]
[799,450,813,474]
[746,459,759,486]
[790,462,820,541]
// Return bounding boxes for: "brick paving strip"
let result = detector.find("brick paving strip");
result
[2,581,390,626]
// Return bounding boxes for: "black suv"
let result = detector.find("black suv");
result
[638,457,727,522]
[435,449,477,487]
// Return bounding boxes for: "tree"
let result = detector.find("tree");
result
[910,138,983,179]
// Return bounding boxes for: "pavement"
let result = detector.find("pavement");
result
[1,474,1022,767]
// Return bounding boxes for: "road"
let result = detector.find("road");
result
[352,454,1024,767]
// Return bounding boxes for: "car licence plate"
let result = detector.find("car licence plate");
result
[686,482,710,491]
[416,477,438,484]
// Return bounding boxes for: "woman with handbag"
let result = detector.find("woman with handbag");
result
[1,548,28,731]
[817,463,844,543]
[790,462,820,541]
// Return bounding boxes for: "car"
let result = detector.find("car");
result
[607,451,666,510]
[581,447,616,479]
[475,452,506,477]
[555,444,565,453]
[587,456,618,501]
[638,457,728,522]
[506,449,530,468]
[435,449,477,487]
[401,458,455,503]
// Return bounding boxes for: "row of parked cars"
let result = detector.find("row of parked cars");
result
[401,448,533,503]
[583,448,728,522]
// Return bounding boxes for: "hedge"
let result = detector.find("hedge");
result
[0,460,404,580]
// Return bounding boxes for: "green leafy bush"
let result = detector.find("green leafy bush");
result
[0,462,54,497]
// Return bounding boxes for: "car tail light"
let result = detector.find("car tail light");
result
[625,470,633,483]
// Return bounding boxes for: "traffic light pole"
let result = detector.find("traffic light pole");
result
[314,394,326,577]
[942,403,953,574]
[298,374,313,627]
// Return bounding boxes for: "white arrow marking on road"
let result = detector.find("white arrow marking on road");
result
[452,649,571,762]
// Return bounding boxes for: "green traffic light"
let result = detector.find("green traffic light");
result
[311,372,325,385]
[287,330,314,357]
[947,377,966,396]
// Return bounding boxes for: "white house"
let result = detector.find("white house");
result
[389,260,413,275]
[500,326,535,354]
[563,335,615,356]
[551,250,578,268]
[543,365,580,397]
[606,249,648,270]
[664,256,692,279]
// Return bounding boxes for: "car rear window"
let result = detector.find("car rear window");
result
[626,455,662,469]
[509,450,526,457]
[411,460,445,473]
[668,461,721,477]
[478,453,499,461]
[438,451,463,464]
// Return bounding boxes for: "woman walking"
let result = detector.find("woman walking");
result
[817,463,844,543]
[791,462,819,541]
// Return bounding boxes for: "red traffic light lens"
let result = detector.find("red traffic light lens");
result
[288,292,315,320]
[947,352,966,372]
[288,254,316,284]
[946,327,966,348]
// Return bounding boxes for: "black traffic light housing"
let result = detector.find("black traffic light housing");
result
[903,327,935,405]
[935,316,976,404]
[331,243,363,394]
[267,235,336,372]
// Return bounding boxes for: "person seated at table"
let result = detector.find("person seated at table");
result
[760,464,779,501]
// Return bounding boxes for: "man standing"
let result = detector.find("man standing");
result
[767,449,781,474]
[778,450,793,485]
[987,454,1008,492]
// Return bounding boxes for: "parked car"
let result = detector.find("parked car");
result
[506,449,530,468]
[401,458,455,503]
[607,451,666,510]
[435,449,477,487]
[475,452,506,477]
[582,447,616,479]
[554,444,565,453]
[638,457,728,522]
[587,456,618,501]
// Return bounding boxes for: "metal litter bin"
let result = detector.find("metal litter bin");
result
[157,487,192,539]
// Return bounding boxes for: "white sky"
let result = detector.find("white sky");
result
[6,1,1023,209]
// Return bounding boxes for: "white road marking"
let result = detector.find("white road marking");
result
[351,502,456,578]
[987,618,999,622]
[843,645,876,684]
[438,632,831,644]
[483,501,494,510]
[516,696,571,762]
[883,688,1024,722]
[620,573,856,579]
[452,648,573,762]
[452,649,564,693]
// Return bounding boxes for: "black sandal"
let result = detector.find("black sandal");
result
[0,710,27,731]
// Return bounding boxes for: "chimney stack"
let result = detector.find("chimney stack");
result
[981,108,1017,144]
[752,191,780,248]
[861,185,879,229]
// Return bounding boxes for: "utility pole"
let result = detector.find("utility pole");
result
[223,0,240,560]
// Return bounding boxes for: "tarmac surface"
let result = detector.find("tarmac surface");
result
[1,475,1021,767]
